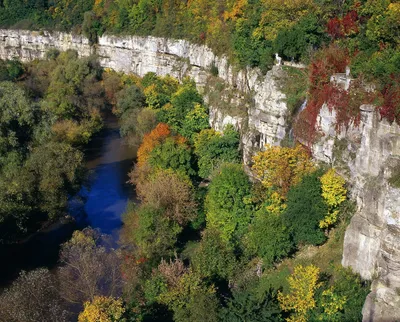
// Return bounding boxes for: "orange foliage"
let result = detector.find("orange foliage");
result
[137,123,171,166]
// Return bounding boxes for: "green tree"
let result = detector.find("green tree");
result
[0,81,36,153]
[329,268,369,322]
[50,0,94,30]
[43,50,103,120]
[170,78,203,124]
[180,103,209,140]
[115,84,146,117]
[194,125,240,179]
[282,170,328,246]
[142,72,179,109]
[221,287,282,322]
[82,10,103,45]
[205,163,252,243]
[148,137,196,177]
[191,228,237,280]
[244,206,293,267]
[158,270,220,322]
[274,14,326,61]
[122,204,181,261]
[26,141,85,218]
[0,152,36,236]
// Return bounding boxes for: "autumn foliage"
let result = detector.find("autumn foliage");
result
[378,75,400,124]
[252,144,315,198]
[278,265,321,322]
[327,10,359,39]
[78,296,126,322]
[136,123,171,166]
[319,169,347,229]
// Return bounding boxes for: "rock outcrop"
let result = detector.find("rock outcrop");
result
[313,104,400,322]
[0,29,288,163]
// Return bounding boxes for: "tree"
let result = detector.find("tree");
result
[136,123,171,166]
[180,103,209,140]
[148,137,196,177]
[194,126,240,179]
[43,50,104,120]
[58,228,122,305]
[0,268,67,322]
[205,163,252,243]
[252,144,314,199]
[121,204,181,260]
[244,206,293,267]
[142,72,179,109]
[158,270,220,322]
[78,296,126,322]
[169,78,203,128]
[82,10,102,45]
[257,0,316,41]
[314,287,347,322]
[134,169,197,225]
[49,0,94,30]
[330,267,369,322]
[278,265,321,322]
[274,14,326,61]
[282,170,328,246]
[115,84,146,117]
[120,107,158,153]
[221,287,282,322]
[0,81,35,153]
[191,228,237,280]
[26,142,85,218]
[0,153,36,237]
[319,168,347,229]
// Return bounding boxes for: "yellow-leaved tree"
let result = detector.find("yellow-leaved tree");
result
[252,144,315,199]
[78,296,125,322]
[318,287,347,322]
[319,168,347,229]
[254,0,317,41]
[278,265,321,322]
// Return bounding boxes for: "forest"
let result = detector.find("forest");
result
[0,52,368,322]
[0,0,399,321]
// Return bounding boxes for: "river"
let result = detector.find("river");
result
[0,114,135,286]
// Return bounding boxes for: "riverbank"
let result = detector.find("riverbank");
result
[0,114,136,287]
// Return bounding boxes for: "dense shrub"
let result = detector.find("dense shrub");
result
[282,170,328,246]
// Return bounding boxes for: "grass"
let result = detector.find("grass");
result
[276,66,309,121]
[259,200,356,293]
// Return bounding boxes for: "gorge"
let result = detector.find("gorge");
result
[1,29,399,321]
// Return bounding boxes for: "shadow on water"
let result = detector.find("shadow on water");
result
[0,113,136,287]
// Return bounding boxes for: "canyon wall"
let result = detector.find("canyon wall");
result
[1,29,400,321]
[0,29,287,164]
[313,104,400,321]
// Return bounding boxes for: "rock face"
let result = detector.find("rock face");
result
[313,104,400,321]
[0,29,288,163]
[2,28,400,321]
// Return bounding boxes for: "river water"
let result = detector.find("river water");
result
[0,114,135,286]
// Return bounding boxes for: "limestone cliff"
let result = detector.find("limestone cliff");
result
[1,28,400,321]
[313,104,400,321]
[0,29,287,164]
